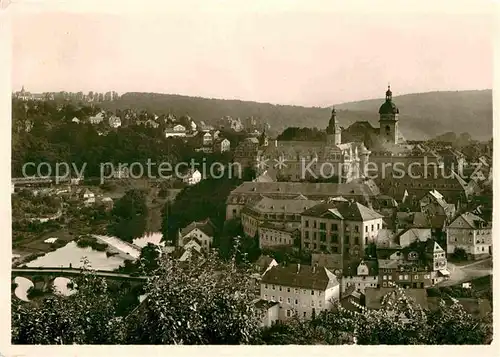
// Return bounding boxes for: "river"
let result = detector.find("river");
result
[14,232,164,301]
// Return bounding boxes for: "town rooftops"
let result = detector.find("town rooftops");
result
[343,259,378,276]
[261,264,338,291]
[246,137,260,144]
[302,201,384,221]
[452,212,489,229]
[227,180,380,198]
[245,196,322,215]
[180,218,216,238]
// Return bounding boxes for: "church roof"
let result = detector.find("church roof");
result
[379,100,399,115]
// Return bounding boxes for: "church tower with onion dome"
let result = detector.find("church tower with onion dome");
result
[378,85,400,144]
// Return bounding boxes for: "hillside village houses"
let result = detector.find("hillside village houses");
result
[182,169,202,186]
[81,188,95,206]
[108,115,122,128]
[164,124,187,138]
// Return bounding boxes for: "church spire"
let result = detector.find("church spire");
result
[326,105,341,146]
[385,84,392,101]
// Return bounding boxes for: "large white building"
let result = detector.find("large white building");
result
[178,219,216,252]
[300,199,384,264]
[260,263,340,321]
[446,212,492,260]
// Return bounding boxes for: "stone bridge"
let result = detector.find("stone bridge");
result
[12,267,148,295]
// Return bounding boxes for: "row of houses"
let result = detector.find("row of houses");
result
[228,181,492,262]
[254,256,491,327]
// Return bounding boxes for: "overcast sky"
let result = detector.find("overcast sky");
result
[11,0,494,106]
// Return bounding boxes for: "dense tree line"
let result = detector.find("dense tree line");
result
[161,177,243,245]
[276,127,326,141]
[12,254,492,345]
[108,189,148,242]
[12,99,193,178]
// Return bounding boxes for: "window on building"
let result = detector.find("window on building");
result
[332,224,338,231]
[344,236,349,244]
[414,275,418,279]
[279,296,283,302]
[311,301,315,307]
[331,234,338,243]
[354,225,359,233]
[287,297,291,304]
[371,225,374,232]
[383,275,387,280]
[295,299,299,305]
[365,226,368,233]
[305,231,309,240]
[287,288,291,293]
[354,237,359,245]
[271,296,275,301]
[313,221,317,229]
[404,275,409,280]
[279,286,282,291]
[320,222,326,230]
[272,285,275,290]
[311,290,315,295]
[264,294,268,299]
[313,232,317,239]
[377,223,380,230]
[399,275,403,280]
[305,220,309,228]
[303,312,307,318]
[320,232,327,242]
[345,247,349,254]
[295,288,299,294]
[286,310,291,317]
[265,284,268,289]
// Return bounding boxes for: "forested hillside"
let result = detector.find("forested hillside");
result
[99,90,492,140]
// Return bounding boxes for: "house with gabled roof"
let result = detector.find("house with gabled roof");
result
[378,238,448,289]
[300,200,384,261]
[260,263,340,321]
[446,212,492,259]
[419,189,456,221]
[178,218,216,251]
[341,259,379,294]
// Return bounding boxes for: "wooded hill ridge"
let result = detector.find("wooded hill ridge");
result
[99,89,492,140]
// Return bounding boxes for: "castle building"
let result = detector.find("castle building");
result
[253,107,370,183]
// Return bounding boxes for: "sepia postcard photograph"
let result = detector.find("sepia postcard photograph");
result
[3,0,498,353]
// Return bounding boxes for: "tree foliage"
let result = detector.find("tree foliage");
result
[108,189,148,242]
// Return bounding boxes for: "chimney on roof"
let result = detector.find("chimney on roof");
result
[297,263,301,274]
